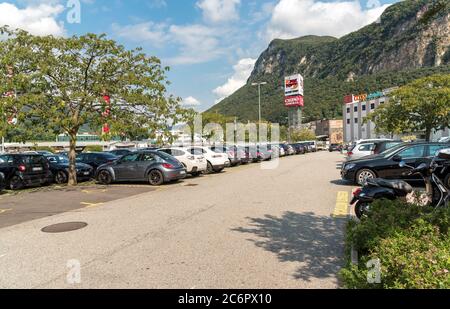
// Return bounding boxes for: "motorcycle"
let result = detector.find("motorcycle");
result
[350,148,450,219]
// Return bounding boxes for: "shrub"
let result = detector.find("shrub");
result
[341,199,450,289]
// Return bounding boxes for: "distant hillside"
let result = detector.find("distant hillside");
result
[208,0,450,124]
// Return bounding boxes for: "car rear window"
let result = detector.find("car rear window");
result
[100,153,118,160]
[22,155,46,164]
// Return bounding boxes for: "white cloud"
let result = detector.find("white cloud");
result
[167,24,224,65]
[196,0,241,24]
[266,0,390,41]
[112,22,168,47]
[0,2,65,36]
[182,96,201,106]
[213,58,256,102]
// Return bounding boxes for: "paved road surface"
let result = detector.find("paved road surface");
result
[0,152,353,288]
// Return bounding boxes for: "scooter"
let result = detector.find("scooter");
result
[350,148,450,219]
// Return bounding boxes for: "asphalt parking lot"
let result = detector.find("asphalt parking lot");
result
[0,151,352,288]
[0,183,158,229]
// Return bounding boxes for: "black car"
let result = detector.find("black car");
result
[291,143,306,155]
[108,149,134,157]
[96,151,186,186]
[0,154,52,190]
[76,152,118,170]
[45,155,93,184]
[372,140,403,155]
[329,144,342,152]
[341,142,450,185]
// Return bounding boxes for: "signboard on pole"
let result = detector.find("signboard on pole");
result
[284,95,304,107]
[284,74,304,97]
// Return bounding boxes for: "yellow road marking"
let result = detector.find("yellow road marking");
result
[0,209,12,214]
[332,191,349,218]
[82,189,107,194]
[81,202,104,209]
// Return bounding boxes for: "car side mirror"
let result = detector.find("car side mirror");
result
[392,155,402,162]
[399,161,406,168]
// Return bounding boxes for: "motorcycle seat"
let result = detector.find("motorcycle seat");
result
[367,178,413,194]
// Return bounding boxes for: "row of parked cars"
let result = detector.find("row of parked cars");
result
[0,142,318,192]
[341,139,450,187]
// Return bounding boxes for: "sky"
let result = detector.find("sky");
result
[0,0,397,111]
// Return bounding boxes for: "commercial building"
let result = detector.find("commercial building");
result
[342,88,449,143]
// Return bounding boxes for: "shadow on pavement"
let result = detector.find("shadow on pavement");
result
[233,211,347,282]
[330,179,355,187]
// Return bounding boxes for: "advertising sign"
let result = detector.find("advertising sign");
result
[284,74,304,97]
[284,95,304,107]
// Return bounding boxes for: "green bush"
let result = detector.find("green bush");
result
[341,199,450,289]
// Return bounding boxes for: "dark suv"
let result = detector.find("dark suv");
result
[0,171,5,193]
[0,154,52,190]
[76,152,118,170]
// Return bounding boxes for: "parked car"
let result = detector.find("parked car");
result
[0,154,52,190]
[291,143,307,154]
[236,146,251,164]
[346,142,376,160]
[76,152,118,170]
[185,146,230,173]
[278,143,294,156]
[372,140,403,155]
[245,146,261,162]
[341,142,450,185]
[96,151,186,186]
[329,144,342,152]
[256,145,272,161]
[158,147,207,177]
[45,154,93,184]
[108,149,134,157]
[209,145,241,166]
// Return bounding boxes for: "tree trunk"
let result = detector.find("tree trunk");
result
[425,127,432,142]
[68,132,78,186]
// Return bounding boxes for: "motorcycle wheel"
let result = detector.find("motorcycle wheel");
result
[355,201,370,219]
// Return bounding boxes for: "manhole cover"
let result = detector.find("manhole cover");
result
[41,222,88,233]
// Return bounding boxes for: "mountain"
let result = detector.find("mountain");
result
[207,0,450,125]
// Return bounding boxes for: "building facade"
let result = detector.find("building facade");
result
[343,88,449,143]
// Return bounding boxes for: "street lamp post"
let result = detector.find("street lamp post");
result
[251,82,267,125]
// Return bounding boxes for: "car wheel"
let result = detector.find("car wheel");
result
[148,170,164,186]
[356,169,376,185]
[9,175,24,190]
[97,170,113,185]
[206,161,214,174]
[55,171,68,184]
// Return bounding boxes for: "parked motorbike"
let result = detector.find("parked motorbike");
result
[350,148,450,219]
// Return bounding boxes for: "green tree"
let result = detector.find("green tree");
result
[0,27,188,185]
[291,128,316,142]
[367,74,450,141]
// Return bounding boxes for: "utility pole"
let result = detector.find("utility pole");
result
[251,82,267,125]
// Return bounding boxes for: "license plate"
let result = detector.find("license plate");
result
[33,167,43,171]
[180,171,186,175]
[83,171,90,176]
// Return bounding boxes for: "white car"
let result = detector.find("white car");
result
[184,146,230,173]
[347,142,376,160]
[158,147,207,176]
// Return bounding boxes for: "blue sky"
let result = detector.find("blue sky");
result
[1,0,397,111]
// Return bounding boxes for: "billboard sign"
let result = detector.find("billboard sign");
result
[285,74,304,97]
[284,95,304,107]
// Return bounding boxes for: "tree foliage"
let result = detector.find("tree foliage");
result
[367,74,450,141]
[0,27,188,185]
[290,128,316,142]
